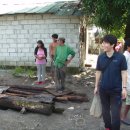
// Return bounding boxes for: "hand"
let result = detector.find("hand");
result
[94,87,99,95]
[38,57,43,60]
[66,59,71,65]
[122,88,127,99]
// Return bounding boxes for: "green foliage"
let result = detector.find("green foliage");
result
[83,0,130,37]
[12,66,36,78]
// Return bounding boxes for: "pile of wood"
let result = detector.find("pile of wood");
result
[0,85,89,115]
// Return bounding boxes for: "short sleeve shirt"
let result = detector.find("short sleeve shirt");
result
[96,52,127,91]
[124,51,130,91]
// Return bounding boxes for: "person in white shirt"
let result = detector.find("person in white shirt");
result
[121,38,130,125]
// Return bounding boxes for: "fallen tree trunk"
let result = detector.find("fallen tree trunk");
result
[0,95,54,115]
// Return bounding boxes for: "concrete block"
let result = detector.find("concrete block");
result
[0,34,3,38]
[13,25,23,29]
[17,15,25,20]
[8,48,16,53]
[0,16,6,20]
[20,30,28,34]
[12,21,19,25]
[2,44,10,48]
[71,18,80,23]
[6,30,14,34]
[22,48,30,53]
[1,48,8,52]
[56,24,66,28]
[21,39,28,43]
[20,20,28,24]
[10,53,17,57]
[2,53,10,57]
[41,34,50,39]
[1,39,7,43]
[40,24,48,29]
[28,20,37,24]
[24,61,34,66]
[0,26,6,29]
[6,16,14,21]
[18,35,25,39]
[7,39,15,44]
[32,25,41,29]
[9,61,17,66]
[16,61,25,66]
[20,57,29,61]
[10,44,17,48]
[49,24,57,28]
[10,34,18,39]
[18,44,25,48]
[23,25,32,29]
[65,24,75,28]
[17,53,25,57]
[33,34,41,38]
[37,20,45,24]
[0,30,5,34]
[61,19,71,23]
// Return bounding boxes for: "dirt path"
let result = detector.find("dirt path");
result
[0,69,129,130]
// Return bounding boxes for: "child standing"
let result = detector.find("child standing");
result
[34,40,47,85]
[54,37,75,92]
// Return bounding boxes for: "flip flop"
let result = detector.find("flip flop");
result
[121,119,130,125]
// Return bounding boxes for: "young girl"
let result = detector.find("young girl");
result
[34,40,47,85]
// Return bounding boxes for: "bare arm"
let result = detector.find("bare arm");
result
[94,71,102,94]
[49,44,52,58]
[121,70,127,99]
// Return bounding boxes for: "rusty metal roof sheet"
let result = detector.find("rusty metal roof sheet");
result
[5,1,83,16]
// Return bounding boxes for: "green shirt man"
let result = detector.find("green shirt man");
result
[54,37,75,92]
[54,39,75,68]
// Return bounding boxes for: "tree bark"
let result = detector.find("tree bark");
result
[0,95,54,115]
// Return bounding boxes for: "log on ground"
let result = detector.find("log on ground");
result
[0,95,54,115]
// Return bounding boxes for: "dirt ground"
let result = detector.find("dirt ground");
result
[0,68,129,130]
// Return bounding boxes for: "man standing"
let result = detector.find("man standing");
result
[54,37,75,92]
[94,35,127,130]
[49,34,59,83]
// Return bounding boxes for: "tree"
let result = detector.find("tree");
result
[83,0,130,38]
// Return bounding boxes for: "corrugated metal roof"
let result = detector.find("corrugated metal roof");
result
[5,1,83,16]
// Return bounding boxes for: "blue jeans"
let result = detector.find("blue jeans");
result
[100,89,122,130]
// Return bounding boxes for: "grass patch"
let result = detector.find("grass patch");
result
[12,66,36,78]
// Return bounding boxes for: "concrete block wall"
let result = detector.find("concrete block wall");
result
[0,14,80,67]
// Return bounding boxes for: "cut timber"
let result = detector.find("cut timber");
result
[46,89,73,97]
[55,95,89,102]
[6,88,35,95]
[0,95,54,115]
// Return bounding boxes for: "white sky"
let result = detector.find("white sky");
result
[0,0,78,14]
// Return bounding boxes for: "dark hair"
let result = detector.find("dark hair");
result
[58,37,65,43]
[37,40,45,49]
[124,38,130,51]
[34,40,47,59]
[103,35,117,45]
[52,34,58,39]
